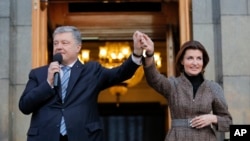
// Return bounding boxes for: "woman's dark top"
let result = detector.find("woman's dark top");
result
[184,72,204,98]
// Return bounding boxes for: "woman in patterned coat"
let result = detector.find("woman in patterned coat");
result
[138,34,232,141]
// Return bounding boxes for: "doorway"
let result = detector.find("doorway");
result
[99,103,167,141]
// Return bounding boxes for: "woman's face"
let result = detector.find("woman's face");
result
[181,49,203,76]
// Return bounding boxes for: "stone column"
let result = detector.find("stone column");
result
[8,0,32,141]
[220,0,250,126]
[0,0,10,140]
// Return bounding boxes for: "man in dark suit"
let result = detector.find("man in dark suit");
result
[19,26,145,141]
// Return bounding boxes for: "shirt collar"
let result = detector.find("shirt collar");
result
[60,59,77,68]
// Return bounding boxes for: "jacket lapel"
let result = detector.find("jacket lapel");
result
[65,60,84,101]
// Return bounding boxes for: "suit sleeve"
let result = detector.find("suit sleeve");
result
[19,69,56,115]
[99,55,140,90]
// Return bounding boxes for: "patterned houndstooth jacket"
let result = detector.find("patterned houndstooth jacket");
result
[143,63,232,141]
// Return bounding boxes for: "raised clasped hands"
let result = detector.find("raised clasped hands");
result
[133,31,154,56]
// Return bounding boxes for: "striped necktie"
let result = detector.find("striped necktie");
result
[60,66,70,135]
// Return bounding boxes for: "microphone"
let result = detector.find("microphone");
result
[53,53,63,87]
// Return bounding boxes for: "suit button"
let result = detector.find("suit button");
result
[62,109,65,112]
[56,124,60,127]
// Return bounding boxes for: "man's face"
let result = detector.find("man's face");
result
[53,32,81,65]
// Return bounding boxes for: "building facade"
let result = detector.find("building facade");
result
[0,0,250,141]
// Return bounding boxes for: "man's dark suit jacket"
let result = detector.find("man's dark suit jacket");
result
[19,56,139,141]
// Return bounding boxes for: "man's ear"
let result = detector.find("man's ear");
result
[76,45,82,53]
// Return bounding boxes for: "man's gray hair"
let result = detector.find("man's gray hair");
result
[53,26,82,45]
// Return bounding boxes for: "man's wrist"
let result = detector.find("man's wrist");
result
[133,52,142,58]
[47,80,54,89]
[131,54,142,65]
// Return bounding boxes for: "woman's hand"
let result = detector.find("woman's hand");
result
[140,33,154,56]
[190,114,218,129]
